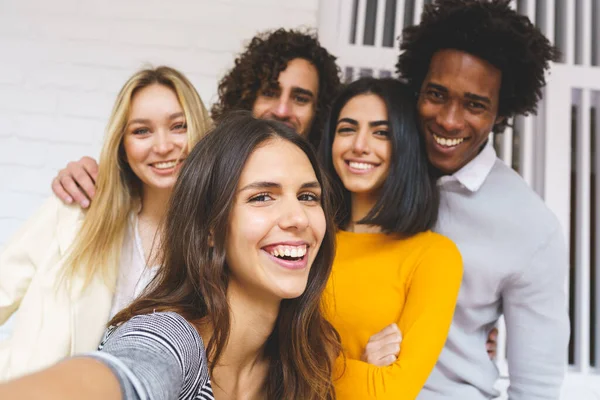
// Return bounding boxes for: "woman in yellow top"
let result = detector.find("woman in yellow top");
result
[318,77,463,399]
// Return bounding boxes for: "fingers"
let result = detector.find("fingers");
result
[80,156,99,182]
[486,327,498,360]
[51,176,74,205]
[362,341,401,366]
[54,172,90,208]
[69,161,96,201]
[369,323,401,341]
[361,324,403,367]
[51,157,99,208]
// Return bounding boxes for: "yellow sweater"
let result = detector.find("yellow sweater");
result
[324,230,463,400]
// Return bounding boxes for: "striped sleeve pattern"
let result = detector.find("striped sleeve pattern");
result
[88,311,214,400]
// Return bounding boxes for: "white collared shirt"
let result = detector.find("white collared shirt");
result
[437,141,497,192]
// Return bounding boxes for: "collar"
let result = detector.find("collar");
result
[437,141,497,192]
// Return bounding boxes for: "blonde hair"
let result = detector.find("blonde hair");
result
[62,66,212,289]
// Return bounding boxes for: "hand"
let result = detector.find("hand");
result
[486,327,498,359]
[51,156,99,208]
[361,323,402,367]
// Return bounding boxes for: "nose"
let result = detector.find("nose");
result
[278,197,309,232]
[272,96,292,120]
[152,131,175,154]
[351,129,370,155]
[435,102,465,133]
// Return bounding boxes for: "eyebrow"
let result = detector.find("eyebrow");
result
[337,118,389,127]
[239,180,321,192]
[127,112,185,126]
[426,83,491,105]
[291,87,315,99]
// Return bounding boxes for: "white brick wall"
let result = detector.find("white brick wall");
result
[0,0,319,247]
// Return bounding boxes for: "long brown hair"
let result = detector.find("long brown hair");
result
[112,112,341,399]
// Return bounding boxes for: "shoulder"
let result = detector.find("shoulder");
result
[410,231,461,258]
[101,311,209,378]
[482,160,562,237]
[405,231,463,273]
[0,195,84,258]
[103,311,203,349]
[97,312,211,399]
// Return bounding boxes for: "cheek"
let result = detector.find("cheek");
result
[417,101,437,121]
[122,138,146,164]
[252,98,268,117]
[331,137,346,174]
[229,208,272,249]
[309,207,327,245]
[174,136,189,155]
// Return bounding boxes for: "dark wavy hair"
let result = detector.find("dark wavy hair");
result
[112,112,340,400]
[211,28,341,147]
[396,0,560,133]
[319,77,439,235]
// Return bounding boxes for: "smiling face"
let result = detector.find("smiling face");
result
[417,49,503,175]
[122,84,188,192]
[331,93,392,199]
[252,58,319,137]
[225,138,326,301]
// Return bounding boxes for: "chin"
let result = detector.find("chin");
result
[274,283,309,300]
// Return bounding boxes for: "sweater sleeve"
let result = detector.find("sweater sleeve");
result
[333,236,463,400]
[87,312,212,400]
[503,226,569,400]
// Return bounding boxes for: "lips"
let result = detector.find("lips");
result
[262,242,309,270]
[344,159,380,174]
[148,158,185,174]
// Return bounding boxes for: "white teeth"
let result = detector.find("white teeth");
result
[269,245,307,259]
[153,160,178,169]
[433,134,465,147]
[348,161,375,170]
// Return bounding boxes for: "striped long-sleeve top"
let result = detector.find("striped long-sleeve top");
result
[88,311,214,400]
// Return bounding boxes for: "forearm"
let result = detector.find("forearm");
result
[334,345,442,400]
[505,226,570,399]
[0,358,121,400]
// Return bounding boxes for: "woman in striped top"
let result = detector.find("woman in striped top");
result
[0,112,341,400]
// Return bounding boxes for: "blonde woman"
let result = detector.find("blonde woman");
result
[0,66,212,381]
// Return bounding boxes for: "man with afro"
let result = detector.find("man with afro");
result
[397,1,569,399]
[50,28,341,205]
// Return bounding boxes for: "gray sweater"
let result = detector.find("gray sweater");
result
[419,145,570,400]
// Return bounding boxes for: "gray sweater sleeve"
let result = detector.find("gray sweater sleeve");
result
[86,312,212,400]
[503,226,570,399]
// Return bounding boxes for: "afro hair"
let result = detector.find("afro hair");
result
[396,0,560,133]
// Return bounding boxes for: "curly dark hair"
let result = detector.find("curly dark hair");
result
[396,0,560,133]
[211,28,341,146]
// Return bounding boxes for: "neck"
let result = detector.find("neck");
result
[349,192,382,233]
[139,186,171,223]
[203,282,279,397]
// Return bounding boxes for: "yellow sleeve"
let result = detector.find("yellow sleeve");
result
[333,237,463,400]
[0,197,63,324]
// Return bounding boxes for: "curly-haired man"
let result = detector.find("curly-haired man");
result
[211,28,340,147]
[396,1,567,399]
[50,28,340,206]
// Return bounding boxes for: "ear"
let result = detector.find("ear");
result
[208,230,214,247]
[494,115,507,126]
